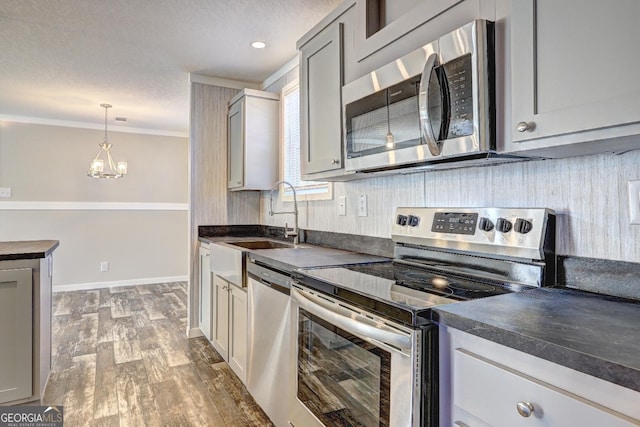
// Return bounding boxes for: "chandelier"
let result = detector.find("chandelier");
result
[87,103,128,179]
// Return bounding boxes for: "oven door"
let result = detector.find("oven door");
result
[288,285,422,427]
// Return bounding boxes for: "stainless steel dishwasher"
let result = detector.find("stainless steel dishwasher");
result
[246,257,292,427]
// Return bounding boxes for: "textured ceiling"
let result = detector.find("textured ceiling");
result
[0,0,341,135]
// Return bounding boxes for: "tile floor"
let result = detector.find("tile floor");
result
[42,282,273,426]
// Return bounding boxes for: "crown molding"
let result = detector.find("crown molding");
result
[0,115,188,138]
[189,73,260,90]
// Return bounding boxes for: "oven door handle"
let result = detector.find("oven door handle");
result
[292,288,413,352]
[419,52,442,156]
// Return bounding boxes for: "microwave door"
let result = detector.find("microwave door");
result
[419,54,450,156]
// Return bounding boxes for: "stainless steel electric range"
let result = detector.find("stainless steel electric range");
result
[288,207,556,427]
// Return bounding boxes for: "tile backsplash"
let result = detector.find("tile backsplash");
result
[261,149,640,264]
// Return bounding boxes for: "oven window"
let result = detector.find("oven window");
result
[297,308,391,427]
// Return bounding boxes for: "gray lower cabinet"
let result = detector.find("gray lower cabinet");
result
[511,0,640,156]
[0,268,33,403]
[198,245,212,340]
[211,275,247,384]
[0,254,53,405]
[442,326,640,425]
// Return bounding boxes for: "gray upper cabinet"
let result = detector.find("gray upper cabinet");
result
[227,89,279,191]
[511,0,640,156]
[227,100,245,189]
[298,3,358,181]
[300,21,345,178]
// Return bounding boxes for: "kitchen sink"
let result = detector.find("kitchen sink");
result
[228,240,295,250]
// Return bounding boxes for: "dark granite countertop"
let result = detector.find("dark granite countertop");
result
[198,224,394,258]
[200,235,389,271]
[0,240,59,261]
[249,247,388,271]
[198,225,392,271]
[434,287,640,392]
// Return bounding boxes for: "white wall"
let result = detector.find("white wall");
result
[0,121,189,289]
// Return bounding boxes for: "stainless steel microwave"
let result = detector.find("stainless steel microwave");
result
[343,20,500,173]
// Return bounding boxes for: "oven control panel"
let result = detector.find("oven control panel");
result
[392,207,555,261]
[431,212,478,235]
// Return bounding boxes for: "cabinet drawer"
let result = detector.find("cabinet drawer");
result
[453,348,637,427]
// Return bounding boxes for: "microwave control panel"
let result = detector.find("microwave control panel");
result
[442,53,474,138]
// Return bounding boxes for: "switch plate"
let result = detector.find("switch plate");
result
[358,194,368,217]
[0,187,11,198]
[628,180,640,224]
[100,261,109,272]
[338,196,346,216]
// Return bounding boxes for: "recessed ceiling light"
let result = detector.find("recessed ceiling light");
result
[251,41,266,49]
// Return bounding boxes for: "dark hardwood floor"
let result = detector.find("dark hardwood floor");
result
[43,282,273,427]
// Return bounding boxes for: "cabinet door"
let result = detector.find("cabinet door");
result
[198,246,212,341]
[452,349,637,427]
[37,256,53,398]
[228,285,247,384]
[0,268,32,404]
[211,275,229,360]
[228,99,244,189]
[511,0,640,144]
[300,22,344,176]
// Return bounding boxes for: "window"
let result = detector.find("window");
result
[280,80,331,201]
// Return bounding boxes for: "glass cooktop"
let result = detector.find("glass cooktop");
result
[296,261,527,326]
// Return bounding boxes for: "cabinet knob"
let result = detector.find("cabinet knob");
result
[516,401,535,417]
[331,159,340,165]
[516,121,535,133]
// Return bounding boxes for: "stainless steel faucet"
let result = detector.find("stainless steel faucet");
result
[269,180,299,245]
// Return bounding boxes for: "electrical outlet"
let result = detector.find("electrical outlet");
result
[0,187,11,198]
[338,196,346,216]
[100,261,109,272]
[358,194,368,217]
[628,180,640,224]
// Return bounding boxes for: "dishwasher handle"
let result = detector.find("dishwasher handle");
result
[247,262,292,296]
[248,272,291,296]
[292,287,412,352]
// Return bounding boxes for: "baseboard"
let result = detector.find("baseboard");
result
[53,275,188,292]
[188,327,204,338]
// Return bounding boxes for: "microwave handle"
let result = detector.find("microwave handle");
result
[419,53,442,156]
[292,287,412,352]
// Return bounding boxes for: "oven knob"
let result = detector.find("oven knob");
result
[515,218,533,234]
[496,218,513,233]
[407,215,420,227]
[396,214,408,226]
[478,217,494,232]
